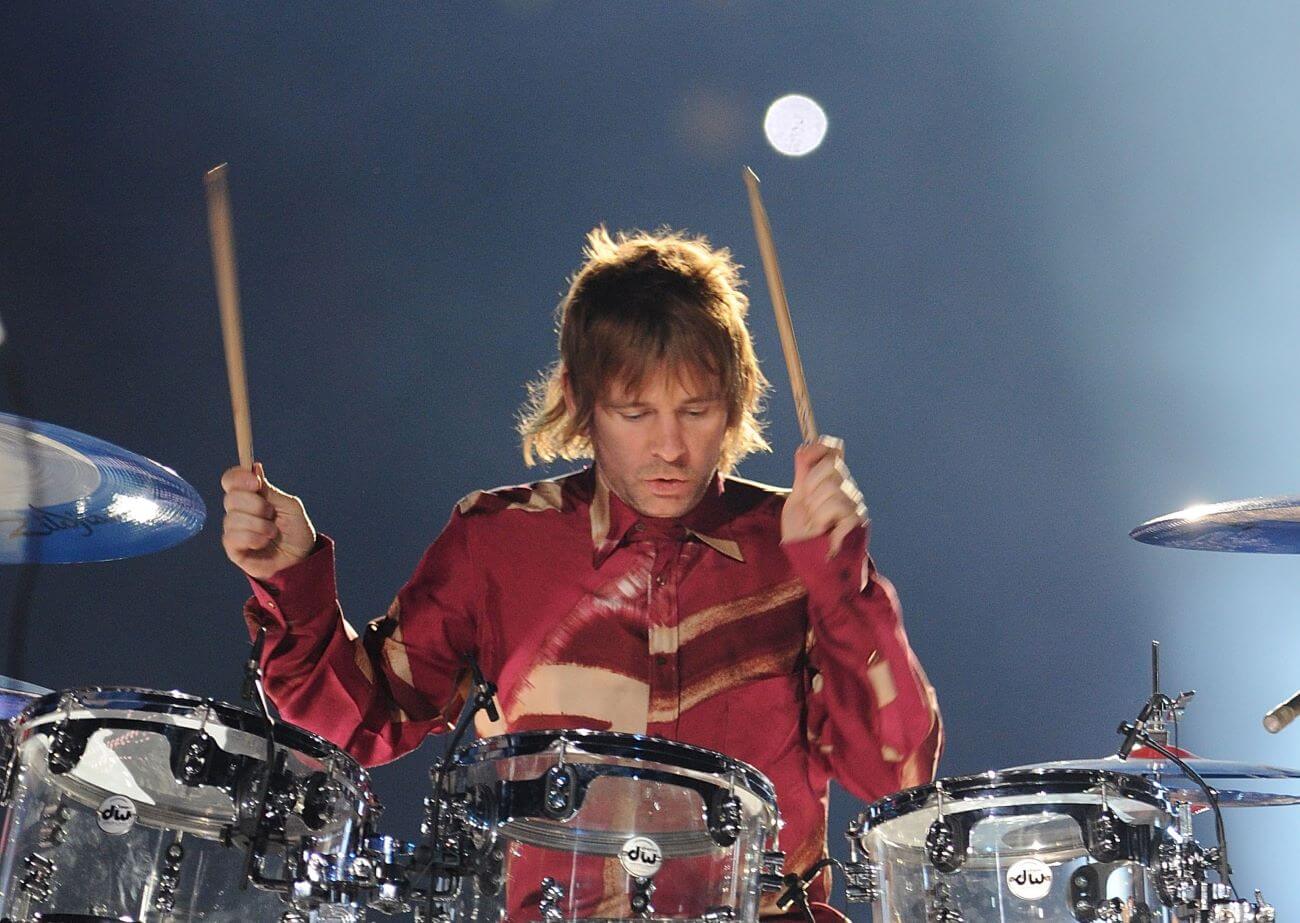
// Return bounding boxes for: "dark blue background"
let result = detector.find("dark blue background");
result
[4,3,1300,914]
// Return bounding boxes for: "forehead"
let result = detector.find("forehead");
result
[601,362,720,404]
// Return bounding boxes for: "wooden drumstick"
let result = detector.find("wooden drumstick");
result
[742,166,818,443]
[204,163,255,471]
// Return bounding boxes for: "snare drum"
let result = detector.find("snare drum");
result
[0,687,374,922]
[850,769,1176,923]
[434,729,781,922]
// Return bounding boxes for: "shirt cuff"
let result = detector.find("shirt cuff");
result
[782,522,872,597]
[246,534,338,628]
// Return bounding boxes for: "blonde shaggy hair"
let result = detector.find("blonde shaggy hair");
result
[518,226,770,474]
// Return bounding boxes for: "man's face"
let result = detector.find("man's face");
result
[585,364,729,519]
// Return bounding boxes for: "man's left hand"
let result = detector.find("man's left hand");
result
[781,436,867,557]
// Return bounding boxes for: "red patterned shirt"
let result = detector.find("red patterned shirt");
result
[245,468,942,915]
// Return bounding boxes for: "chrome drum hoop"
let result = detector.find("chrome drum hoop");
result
[863,767,1172,831]
[0,686,376,922]
[453,728,778,815]
[438,729,782,922]
[849,768,1178,923]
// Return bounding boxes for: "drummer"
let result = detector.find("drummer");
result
[220,227,942,920]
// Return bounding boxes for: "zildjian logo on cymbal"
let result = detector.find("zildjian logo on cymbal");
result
[2,505,116,538]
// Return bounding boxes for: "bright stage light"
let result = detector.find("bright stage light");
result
[763,94,828,157]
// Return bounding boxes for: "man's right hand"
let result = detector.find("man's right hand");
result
[220,463,318,580]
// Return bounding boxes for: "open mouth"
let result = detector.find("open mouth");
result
[645,477,688,496]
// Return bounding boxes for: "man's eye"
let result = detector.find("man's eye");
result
[620,412,646,421]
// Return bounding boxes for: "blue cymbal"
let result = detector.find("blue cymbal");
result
[0,412,205,564]
[0,674,50,719]
[1130,495,1300,553]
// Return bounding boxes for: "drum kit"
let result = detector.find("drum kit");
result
[3,409,1300,923]
[8,158,1300,917]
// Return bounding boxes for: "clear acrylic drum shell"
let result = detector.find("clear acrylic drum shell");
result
[858,769,1174,923]
[0,687,371,922]
[446,729,779,922]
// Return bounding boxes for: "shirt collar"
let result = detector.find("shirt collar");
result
[587,467,745,567]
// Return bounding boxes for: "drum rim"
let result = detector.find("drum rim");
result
[15,685,366,782]
[453,728,777,807]
[863,767,1171,828]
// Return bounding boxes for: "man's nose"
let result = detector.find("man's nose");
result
[651,417,687,463]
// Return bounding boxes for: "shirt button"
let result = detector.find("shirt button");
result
[655,654,668,666]
[654,574,666,586]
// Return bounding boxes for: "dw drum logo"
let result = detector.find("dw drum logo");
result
[619,836,663,878]
[96,795,138,835]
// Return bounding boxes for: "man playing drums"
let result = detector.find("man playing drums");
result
[221,227,942,919]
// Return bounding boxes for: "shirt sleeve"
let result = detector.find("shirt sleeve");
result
[782,522,943,802]
[243,508,482,767]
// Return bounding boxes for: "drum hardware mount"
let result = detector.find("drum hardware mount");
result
[773,856,842,923]
[1118,677,1233,888]
[541,761,579,818]
[1118,695,1278,923]
[1086,780,1123,862]
[237,624,287,893]
[151,840,185,913]
[1069,865,1156,923]
[35,799,69,850]
[301,770,342,830]
[926,880,964,923]
[758,849,787,893]
[924,785,965,873]
[629,874,656,917]
[539,876,566,922]
[360,835,419,915]
[707,780,743,847]
[422,652,501,923]
[16,852,55,903]
[842,818,880,903]
[45,717,90,776]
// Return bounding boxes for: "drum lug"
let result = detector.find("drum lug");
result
[174,729,218,786]
[301,771,342,830]
[541,764,580,819]
[539,876,566,922]
[925,817,965,873]
[926,880,964,923]
[1085,805,1124,862]
[36,799,70,849]
[758,850,786,892]
[628,874,656,917]
[707,790,742,847]
[152,841,186,913]
[46,718,89,775]
[17,852,56,904]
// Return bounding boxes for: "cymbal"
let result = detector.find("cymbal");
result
[1014,755,1300,807]
[0,412,205,564]
[0,674,50,719]
[1130,495,1300,553]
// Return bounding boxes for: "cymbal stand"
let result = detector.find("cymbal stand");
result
[418,654,498,922]
[1115,643,1273,923]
